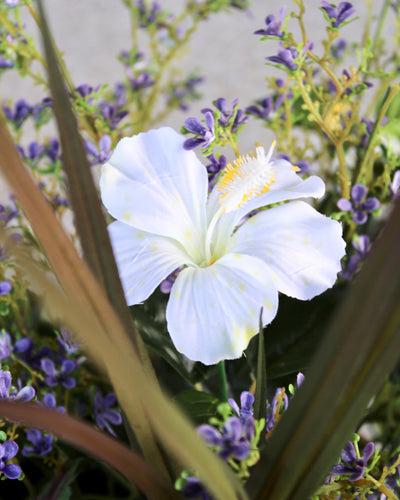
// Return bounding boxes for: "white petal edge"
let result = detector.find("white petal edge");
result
[108,221,192,305]
[166,253,279,365]
[229,200,346,300]
[100,127,208,261]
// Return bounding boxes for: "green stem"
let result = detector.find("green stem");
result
[218,361,229,402]
[356,83,400,185]
[336,141,350,198]
[371,0,391,59]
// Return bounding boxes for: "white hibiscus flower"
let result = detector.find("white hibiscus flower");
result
[100,127,345,365]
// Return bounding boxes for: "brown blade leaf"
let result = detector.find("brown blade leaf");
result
[0,113,168,472]
[247,199,400,499]
[5,240,248,500]
[0,401,179,500]
[35,0,154,379]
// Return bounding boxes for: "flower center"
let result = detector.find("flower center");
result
[204,142,277,264]
[216,142,276,213]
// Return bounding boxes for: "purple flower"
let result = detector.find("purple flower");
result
[197,416,254,462]
[57,326,81,356]
[3,0,20,7]
[136,0,166,29]
[181,476,213,499]
[31,97,52,123]
[0,56,14,68]
[331,39,347,58]
[0,441,21,480]
[160,267,182,293]
[93,391,122,437]
[331,441,374,481]
[98,102,128,130]
[0,369,35,402]
[278,154,310,175]
[341,234,370,280]
[75,84,94,98]
[17,141,46,165]
[208,97,248,132]
[22,429,53,457]
[0,331,11,360]
[337,184,379,224]
[246,97,274,121]
[0,201,19,226]
[266,388,288,433]
[40,393,66,414]
[167,76,204,112]
[0,280,12,295]
[85,135,112,165]
[204,153,227,189]
[183,110,215,150]
[267,46,299,71]
[229,391,254,423]
[321,2,355,28]
[2,98,31,128]
[45,138,60,163]
[40,358,76,389]
[254,7,286,37]
[129,71,154,91]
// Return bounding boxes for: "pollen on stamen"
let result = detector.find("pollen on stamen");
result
[216,142,277,212]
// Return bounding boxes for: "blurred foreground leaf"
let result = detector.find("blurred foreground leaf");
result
[0,90,247,500]
[247,199,400,499]
[0,401,177,500]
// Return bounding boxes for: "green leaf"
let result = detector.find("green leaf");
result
[174,390,219,425]
[36,458,83,500]
[254,309,267,422]
[246,199,400,500]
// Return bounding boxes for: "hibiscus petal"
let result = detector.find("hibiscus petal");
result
[100,127,208,255]
[166,253,278,365]
[208,163,325,252]
[108,221,192,305]
[230,201,345,300]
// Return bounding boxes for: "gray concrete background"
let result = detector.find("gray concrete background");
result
[0,1,386,160]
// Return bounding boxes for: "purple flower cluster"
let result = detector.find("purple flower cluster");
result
[183,97,247,151]
[167,76,203,112]
[197,415,255,462]
[0,441,21,480]
[337,184,379,224]
[266,42,313,72]
[0,369,35,402]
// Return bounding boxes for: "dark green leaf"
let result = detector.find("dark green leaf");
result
[254,309,267,422]
[174,390,219,425]
[35,0,151,368]
[36,458,84,500]
[247,199,400,500]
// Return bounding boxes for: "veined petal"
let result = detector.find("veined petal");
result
[108,221,192,305]
[166,253,278,365]
[229,201,345,300]
[100,127,208,259]
[208,159,325,252]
